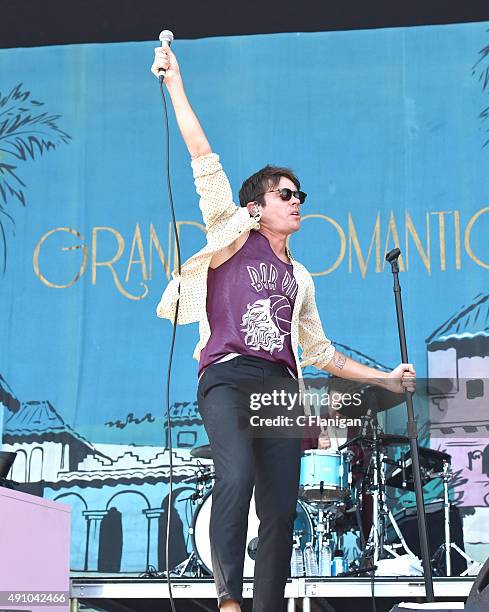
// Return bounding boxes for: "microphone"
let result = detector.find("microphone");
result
[158,30,175,81]
[385,247,401,263]
[182,471,215,484]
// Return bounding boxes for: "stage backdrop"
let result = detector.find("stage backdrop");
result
[1,22,488,572]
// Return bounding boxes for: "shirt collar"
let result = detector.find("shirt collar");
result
[286,243,294,262]
[253,222,295,263]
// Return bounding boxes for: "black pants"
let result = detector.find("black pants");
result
[197,355,302,611]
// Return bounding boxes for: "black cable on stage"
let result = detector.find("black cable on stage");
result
[158,72,181,612]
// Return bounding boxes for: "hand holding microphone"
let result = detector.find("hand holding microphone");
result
[151,30,179,83]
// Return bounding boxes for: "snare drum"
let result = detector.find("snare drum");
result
[299,449,350,502]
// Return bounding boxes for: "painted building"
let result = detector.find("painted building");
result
[1,385,211,572]
[426,293,489,560]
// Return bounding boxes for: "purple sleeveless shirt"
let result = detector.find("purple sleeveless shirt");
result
[199,230,298,376]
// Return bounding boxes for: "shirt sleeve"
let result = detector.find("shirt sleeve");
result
[298,272,336,370]
[191,152,239,231]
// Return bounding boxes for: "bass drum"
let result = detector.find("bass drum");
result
[191,488,313,577]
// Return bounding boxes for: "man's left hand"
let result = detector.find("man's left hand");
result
[385,363,416,394]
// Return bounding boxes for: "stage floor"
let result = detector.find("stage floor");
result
[70,574,473,608]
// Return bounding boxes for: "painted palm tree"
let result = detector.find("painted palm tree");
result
[0,83,71,273]
[473,34,489,148]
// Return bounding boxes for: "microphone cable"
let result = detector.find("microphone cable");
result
[158,70,181,612]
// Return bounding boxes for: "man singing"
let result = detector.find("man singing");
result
[151,45,415,612]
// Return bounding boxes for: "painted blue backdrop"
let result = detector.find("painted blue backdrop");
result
[1,22,488,572]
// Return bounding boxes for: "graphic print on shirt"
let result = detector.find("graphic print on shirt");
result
[241,263,297,354]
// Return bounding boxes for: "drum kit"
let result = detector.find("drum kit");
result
[170,413,461,579]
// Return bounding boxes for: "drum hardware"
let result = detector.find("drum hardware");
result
[180,464,215,503]
[299,499,354,576]
[181,467,215,485]
[338,434,409,453]
[371,418,383,563]
[385,447,451,491]
[337,565,378,577]
[349,481,367,551]
[439,460,461,576]
[352,414,417,568]
[386,494,479,577]
[385,450,460,576]
[383,446,471,575]
[180,489,210,503]
[311,503,334,560]
[371,439,478,577]
[171,431,465,579]
[170,443,360,578]
[311,415,434,572]
[354,433,410,448]
[165,551,204,578]
[164,462,217,577]
[429,460,479,577]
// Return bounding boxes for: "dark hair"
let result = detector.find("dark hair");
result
[238,165,300,207]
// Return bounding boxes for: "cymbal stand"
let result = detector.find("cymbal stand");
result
[378,445,416,559]
[362,410,390,563]
[443,460,452,576]
[432,459,480,577]
[371,419,381,564]
[363,418,415,563]
[382,503,416,560]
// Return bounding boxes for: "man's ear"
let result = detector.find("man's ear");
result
[246,201,261,217]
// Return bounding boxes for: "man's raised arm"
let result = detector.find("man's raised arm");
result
[151,45,238,231]
[151,45,211,159]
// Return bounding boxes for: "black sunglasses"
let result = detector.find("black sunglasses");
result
[257,188,307,204]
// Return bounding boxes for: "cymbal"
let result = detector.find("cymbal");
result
[418,446,451,463]
[362,433,410,447]
[339,386,406,417]
[190,444,213,460]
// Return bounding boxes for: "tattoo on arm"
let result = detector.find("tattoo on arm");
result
[333,352,347,370]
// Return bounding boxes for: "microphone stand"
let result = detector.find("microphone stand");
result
[385,247,435,602]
